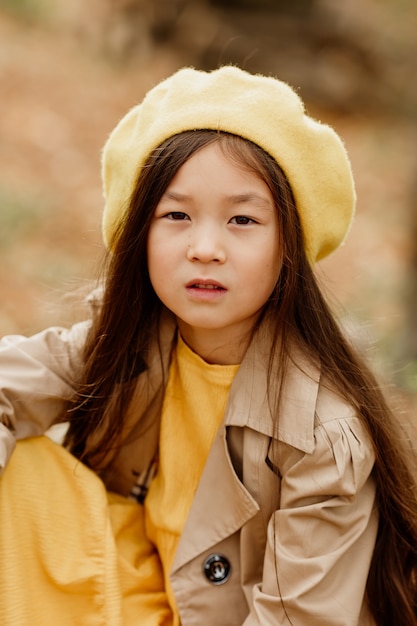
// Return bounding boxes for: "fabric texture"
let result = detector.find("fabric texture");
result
[0,436,172,626]
[101,65,356,262]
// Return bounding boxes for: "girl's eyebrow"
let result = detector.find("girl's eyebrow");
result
[161,190,188,202]
[161,190,273,209]
[228,193,273,209]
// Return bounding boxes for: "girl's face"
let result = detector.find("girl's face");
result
[147,142,281,363]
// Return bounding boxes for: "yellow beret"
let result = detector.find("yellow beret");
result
[101,66,356,262]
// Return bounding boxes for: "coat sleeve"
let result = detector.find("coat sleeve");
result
[0,321,90,474]
[244,416,377,626]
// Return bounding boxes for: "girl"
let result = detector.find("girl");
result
[1,66,417,626]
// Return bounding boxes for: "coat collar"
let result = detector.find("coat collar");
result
[154,310,320,455]
[224,323,320,454]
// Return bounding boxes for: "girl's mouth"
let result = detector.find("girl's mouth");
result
[186,280,227,299]
[186,279,226,289]
[192,283,224,290]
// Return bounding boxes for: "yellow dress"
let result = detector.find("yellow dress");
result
[0,336,238,625]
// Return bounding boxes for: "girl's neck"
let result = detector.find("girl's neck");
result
[176,323,252,365]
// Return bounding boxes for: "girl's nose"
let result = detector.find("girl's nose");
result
[186,227,226,263]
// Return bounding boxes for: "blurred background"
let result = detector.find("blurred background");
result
[0,0,416,411]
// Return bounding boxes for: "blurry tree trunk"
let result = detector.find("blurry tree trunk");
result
[401,150,417,391]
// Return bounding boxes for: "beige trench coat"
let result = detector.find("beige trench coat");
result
[0,315,377,625]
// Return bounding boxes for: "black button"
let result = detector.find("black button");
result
[203,554,231,585]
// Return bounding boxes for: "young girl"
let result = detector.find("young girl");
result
[1,66,417,626]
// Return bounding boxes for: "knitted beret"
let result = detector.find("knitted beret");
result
[101,66,356,262]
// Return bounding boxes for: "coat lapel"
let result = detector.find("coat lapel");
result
[171,423,259,573]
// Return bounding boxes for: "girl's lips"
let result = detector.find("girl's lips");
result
[185,280,227,300]
[186,279,226,290]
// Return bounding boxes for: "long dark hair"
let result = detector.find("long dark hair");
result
[64,130,417,624]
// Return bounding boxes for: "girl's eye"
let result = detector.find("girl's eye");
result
[166,211,189,221]
[230,216,256,225]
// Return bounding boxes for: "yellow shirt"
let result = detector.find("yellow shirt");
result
[145,335,239,624]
